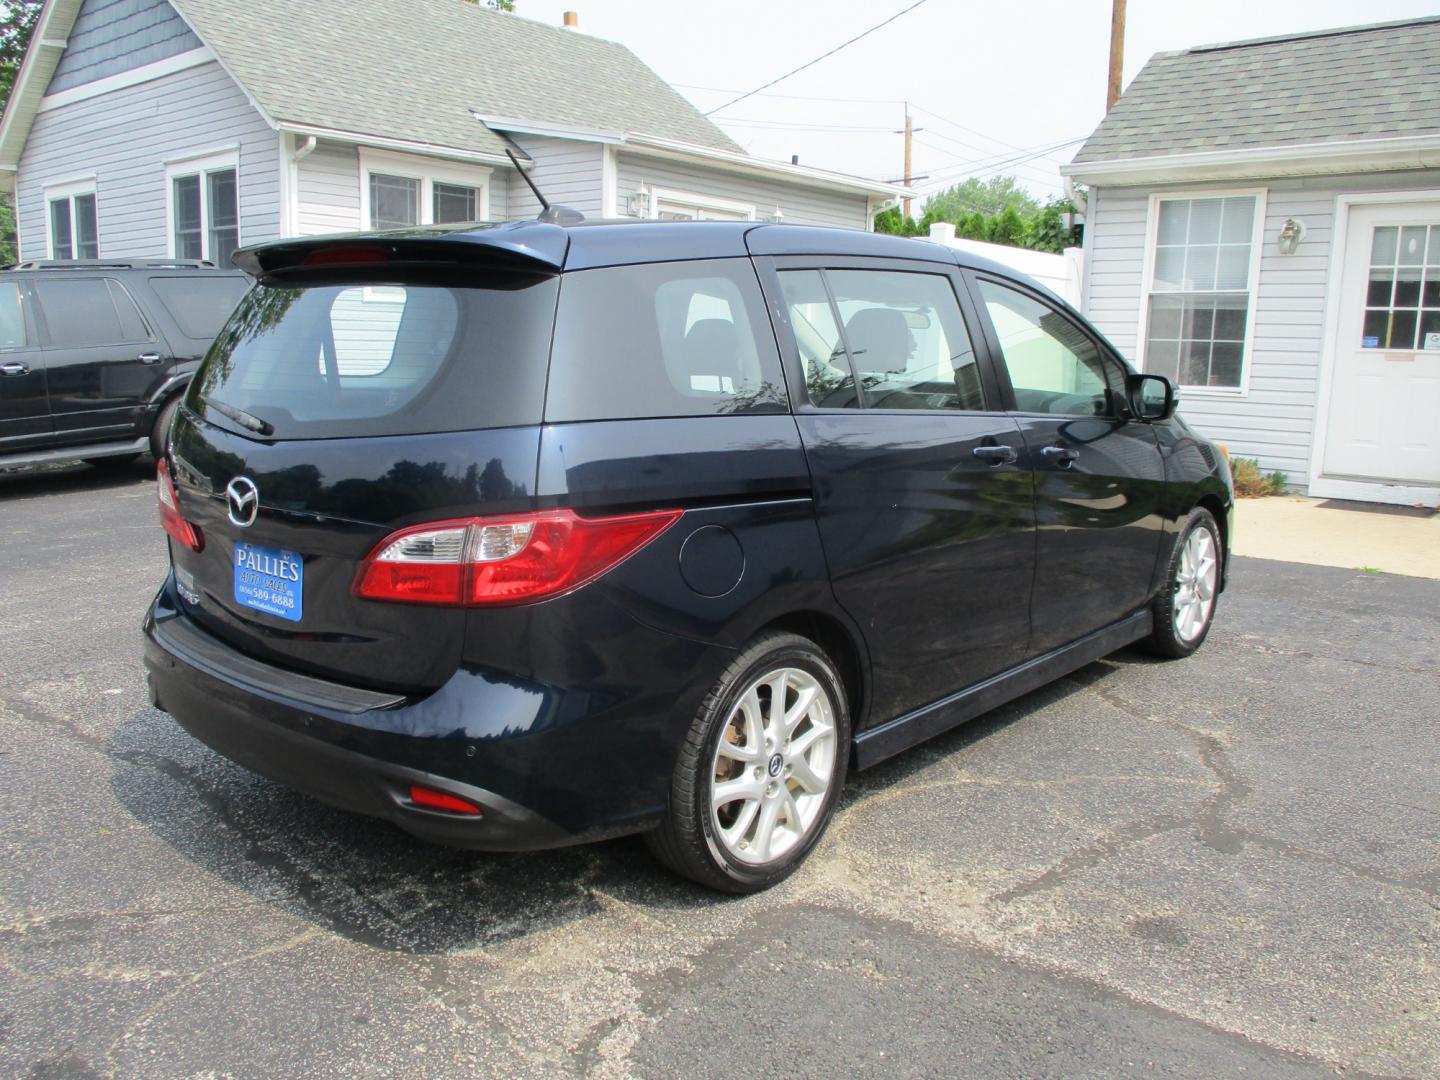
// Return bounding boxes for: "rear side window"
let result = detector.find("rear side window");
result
[545,258,787,422]
[34,277,151,347]
[150,275,250,339]
[0,282,27,348]
[189,275,559,439]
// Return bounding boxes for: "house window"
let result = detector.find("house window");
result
[648,188,756,222]
[359,149,489,230]
[45,182,98,259]
[167,152,239,265]
[1362,225,1440,351]
[1143,194,1261,390]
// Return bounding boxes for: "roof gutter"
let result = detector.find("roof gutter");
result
[620,134,914,199]
[274,122,525,167]
[1064,132,1440,186]
[474,115,911,200]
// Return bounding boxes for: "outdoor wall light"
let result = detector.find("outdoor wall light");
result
[627,188,651,217]
[766,206,785,223]
[1278,218,1306,255]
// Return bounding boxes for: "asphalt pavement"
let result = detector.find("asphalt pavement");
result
[2,458,1437,1078]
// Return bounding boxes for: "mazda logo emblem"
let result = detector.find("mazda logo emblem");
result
[225,476,260,528]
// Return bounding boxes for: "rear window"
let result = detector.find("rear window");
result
[545,258,787,422]
[189,276,559,439]
[150,275,250,339]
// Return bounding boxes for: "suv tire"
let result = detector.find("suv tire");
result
[149,395,182,460]
[1144,507,1222,659]
[646,632,850,892]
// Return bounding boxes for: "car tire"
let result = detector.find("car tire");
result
[1144,507,1222,659]
[149,395,182,460]
[646,632,850,893]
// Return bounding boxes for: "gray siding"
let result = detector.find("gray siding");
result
[617,152,870,229]
[47,0,202,94]
[508,135,604,219]
[1081,169,1440,482]
[294,141,359,235]
[17,60,279,259]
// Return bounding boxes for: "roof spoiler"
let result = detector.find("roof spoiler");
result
[505,149,585,226]
[232,224,569,280]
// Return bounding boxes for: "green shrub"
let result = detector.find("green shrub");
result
[1230,457,1288,498]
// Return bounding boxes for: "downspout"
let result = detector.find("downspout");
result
[293,135,317,163]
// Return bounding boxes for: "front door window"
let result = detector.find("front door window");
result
[1362,225,1440,351]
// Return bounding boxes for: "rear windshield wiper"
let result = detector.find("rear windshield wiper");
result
[201,396,275,437]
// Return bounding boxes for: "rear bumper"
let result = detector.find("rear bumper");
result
[143,583,600,851]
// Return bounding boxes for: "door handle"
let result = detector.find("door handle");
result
[1042,445,1080,467]
[0,361,29,376]
[972,444,1018,465]
[137,353,163,365]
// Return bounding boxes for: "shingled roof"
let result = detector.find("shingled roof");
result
[1071,16,1440,166]
[173,0,741,159]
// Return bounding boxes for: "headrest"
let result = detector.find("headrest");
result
[844,307,913,374]
[682,318,742,380]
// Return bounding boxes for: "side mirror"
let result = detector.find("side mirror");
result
[1127,373,1177,421]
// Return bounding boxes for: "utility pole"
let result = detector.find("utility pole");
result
[902,103,914,219]
[1107,0,1126,111]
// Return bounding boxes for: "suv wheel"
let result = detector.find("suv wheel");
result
[646,632,850,893]
[1144,507,1221,658]
[149,395,182,460]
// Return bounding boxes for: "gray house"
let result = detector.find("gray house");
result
[0,0,904,267]
[1065,17,1440,508]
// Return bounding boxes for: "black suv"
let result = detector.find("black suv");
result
[0,259,249,468]
[142,221,1233,892]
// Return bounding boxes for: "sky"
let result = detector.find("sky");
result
[509,0,1438,209]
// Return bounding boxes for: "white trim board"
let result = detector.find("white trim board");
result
[37,47,215,112]
[1307,188,1440,508]
[1065,133,1440,186]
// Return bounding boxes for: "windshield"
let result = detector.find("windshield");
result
[188,276,559,440]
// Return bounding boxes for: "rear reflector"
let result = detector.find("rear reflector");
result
[353,507,681,608]
[156,459,203,552]
[408,784,482,816]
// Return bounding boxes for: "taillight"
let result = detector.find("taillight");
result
[353,507,681,608]
[156,459,203,552]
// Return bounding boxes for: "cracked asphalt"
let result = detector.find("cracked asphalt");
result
[2,458,1437,1079]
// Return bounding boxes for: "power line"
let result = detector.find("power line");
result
[703,0,932,116]
[911,137,1064,186]
[918,137,1086,192]
[676,83,904,106]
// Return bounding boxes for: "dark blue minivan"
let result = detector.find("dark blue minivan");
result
[143,220,1233,892]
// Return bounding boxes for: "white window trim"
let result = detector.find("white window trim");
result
[164,148,241,261]
[43,175,98,259]
[358,147,491,229]
[647,186,756,221]
[1135,186,1267,398]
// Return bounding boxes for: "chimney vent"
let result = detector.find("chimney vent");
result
[563,11,578,28]
[791,154,799,165]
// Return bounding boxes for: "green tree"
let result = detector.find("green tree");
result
[924,176,1038,221]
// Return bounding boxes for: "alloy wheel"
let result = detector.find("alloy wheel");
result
[1173,526,1218,643]
[709,666,838,865]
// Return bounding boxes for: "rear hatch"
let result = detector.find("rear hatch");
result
[166,240,562,693]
